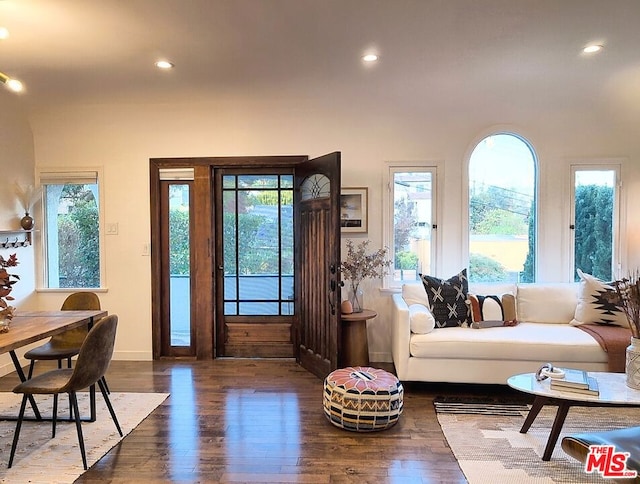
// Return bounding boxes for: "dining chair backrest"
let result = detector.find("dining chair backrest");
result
[51,292,102,346]
[61,292,101,311]
[60,314,118,393]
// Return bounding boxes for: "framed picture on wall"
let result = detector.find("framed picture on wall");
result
[340,187,368,233]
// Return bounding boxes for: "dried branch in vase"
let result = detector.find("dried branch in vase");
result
[340,239,391,291]
[613,271,640,339]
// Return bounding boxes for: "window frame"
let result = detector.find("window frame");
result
[569,162,623,281]
[382,162,440,290]
[36,167,106,291]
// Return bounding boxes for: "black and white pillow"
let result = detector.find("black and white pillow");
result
[420,269,470,328]
[571,269,629,328]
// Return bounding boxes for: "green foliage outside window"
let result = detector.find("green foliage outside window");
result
[469,253,509,282]
[574,184,613,281]
[58,186,100,288]
[169,209,190,275]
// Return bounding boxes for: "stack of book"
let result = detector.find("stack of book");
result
[549,368,600,396]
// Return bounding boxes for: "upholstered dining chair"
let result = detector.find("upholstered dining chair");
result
[24,292,109,392]
[8,314,122,470]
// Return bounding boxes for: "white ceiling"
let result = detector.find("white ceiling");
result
[1,0,640,121]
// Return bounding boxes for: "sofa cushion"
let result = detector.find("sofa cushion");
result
[409,322,607,363]
[516,283,579,324]
[420,269,471,328]
[408,304,436,334]
[571,269,629,328]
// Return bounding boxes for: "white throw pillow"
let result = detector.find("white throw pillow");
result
[408,304,436,334]
[402,283,430,307]
[571,269,629,328]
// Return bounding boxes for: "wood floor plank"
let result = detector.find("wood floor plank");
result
[0,359,524,483]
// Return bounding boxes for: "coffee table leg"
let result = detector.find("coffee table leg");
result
[520,396,547,433]
[542,402,570,461]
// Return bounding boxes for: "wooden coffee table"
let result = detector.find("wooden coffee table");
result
[507,372,640,461]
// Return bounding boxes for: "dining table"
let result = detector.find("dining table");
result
[0,309,108,421]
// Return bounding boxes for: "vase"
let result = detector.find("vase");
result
[20,212,34,231]
[0,317,10,333]
[626,337,640,389]
[348,283,364,313]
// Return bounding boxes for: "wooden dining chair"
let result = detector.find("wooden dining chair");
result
[8,314,122,470]
[24,292,110,393]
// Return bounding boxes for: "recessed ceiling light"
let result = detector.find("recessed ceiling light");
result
[0,72,24,93]
[362,54,379,63]
[583,44,603,54]
[0,28,8,40]
[155,60,174,69]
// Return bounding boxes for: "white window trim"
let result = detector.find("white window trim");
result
[568,160,625,281]
[35,166,106,291]
[382,161,441,290]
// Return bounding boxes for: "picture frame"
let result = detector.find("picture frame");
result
[340,187,368,233]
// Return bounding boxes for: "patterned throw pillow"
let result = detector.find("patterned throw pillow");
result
[420,269,470,328]
[571,269,629,328]
[468,293,518,328]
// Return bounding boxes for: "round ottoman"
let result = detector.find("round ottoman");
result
[323,366,404,431]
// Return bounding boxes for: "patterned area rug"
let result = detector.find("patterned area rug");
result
[436,402,640,483]
[0,391,169,483]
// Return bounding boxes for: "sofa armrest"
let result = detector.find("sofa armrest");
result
[391,293,412,380]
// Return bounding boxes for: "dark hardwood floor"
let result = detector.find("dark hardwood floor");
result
[0,359,526,483]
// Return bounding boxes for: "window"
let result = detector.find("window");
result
[571,165,620,281]
[39,170,102,289]
[468,133,537,283]
[385,166,436,287]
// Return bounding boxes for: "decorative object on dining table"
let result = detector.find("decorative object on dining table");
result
[14,182,42,231]
[0,253,19,332]
[611,271,640,389]
[340,239,391,313]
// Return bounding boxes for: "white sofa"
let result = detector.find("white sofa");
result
[391,282,610,384]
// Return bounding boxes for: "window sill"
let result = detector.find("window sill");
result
[35,287,109,293]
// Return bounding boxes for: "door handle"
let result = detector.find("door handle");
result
[329,278,336,315]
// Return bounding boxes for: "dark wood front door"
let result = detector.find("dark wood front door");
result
[294,152,341,379]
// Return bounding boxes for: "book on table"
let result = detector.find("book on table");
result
[550,367,589,389]
[550,376,599,396]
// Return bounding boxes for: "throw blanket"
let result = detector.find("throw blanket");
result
[578,323,632,372]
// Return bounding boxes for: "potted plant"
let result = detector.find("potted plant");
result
[340,239,391,313]
[0,253,19,331]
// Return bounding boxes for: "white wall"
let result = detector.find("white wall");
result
[0,91,38,374]
[9,91,640,363]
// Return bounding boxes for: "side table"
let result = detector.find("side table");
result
[340,309,377,367]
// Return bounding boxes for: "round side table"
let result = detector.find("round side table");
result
[340,309,377,367]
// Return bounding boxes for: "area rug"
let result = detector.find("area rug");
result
[436,402,640,483]
[0,391,169,483]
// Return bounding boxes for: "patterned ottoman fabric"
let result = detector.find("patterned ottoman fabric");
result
[323,367,404,431]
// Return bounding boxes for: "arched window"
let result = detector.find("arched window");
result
[468,133,537,283]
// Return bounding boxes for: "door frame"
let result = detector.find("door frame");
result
[150,156,307,359]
